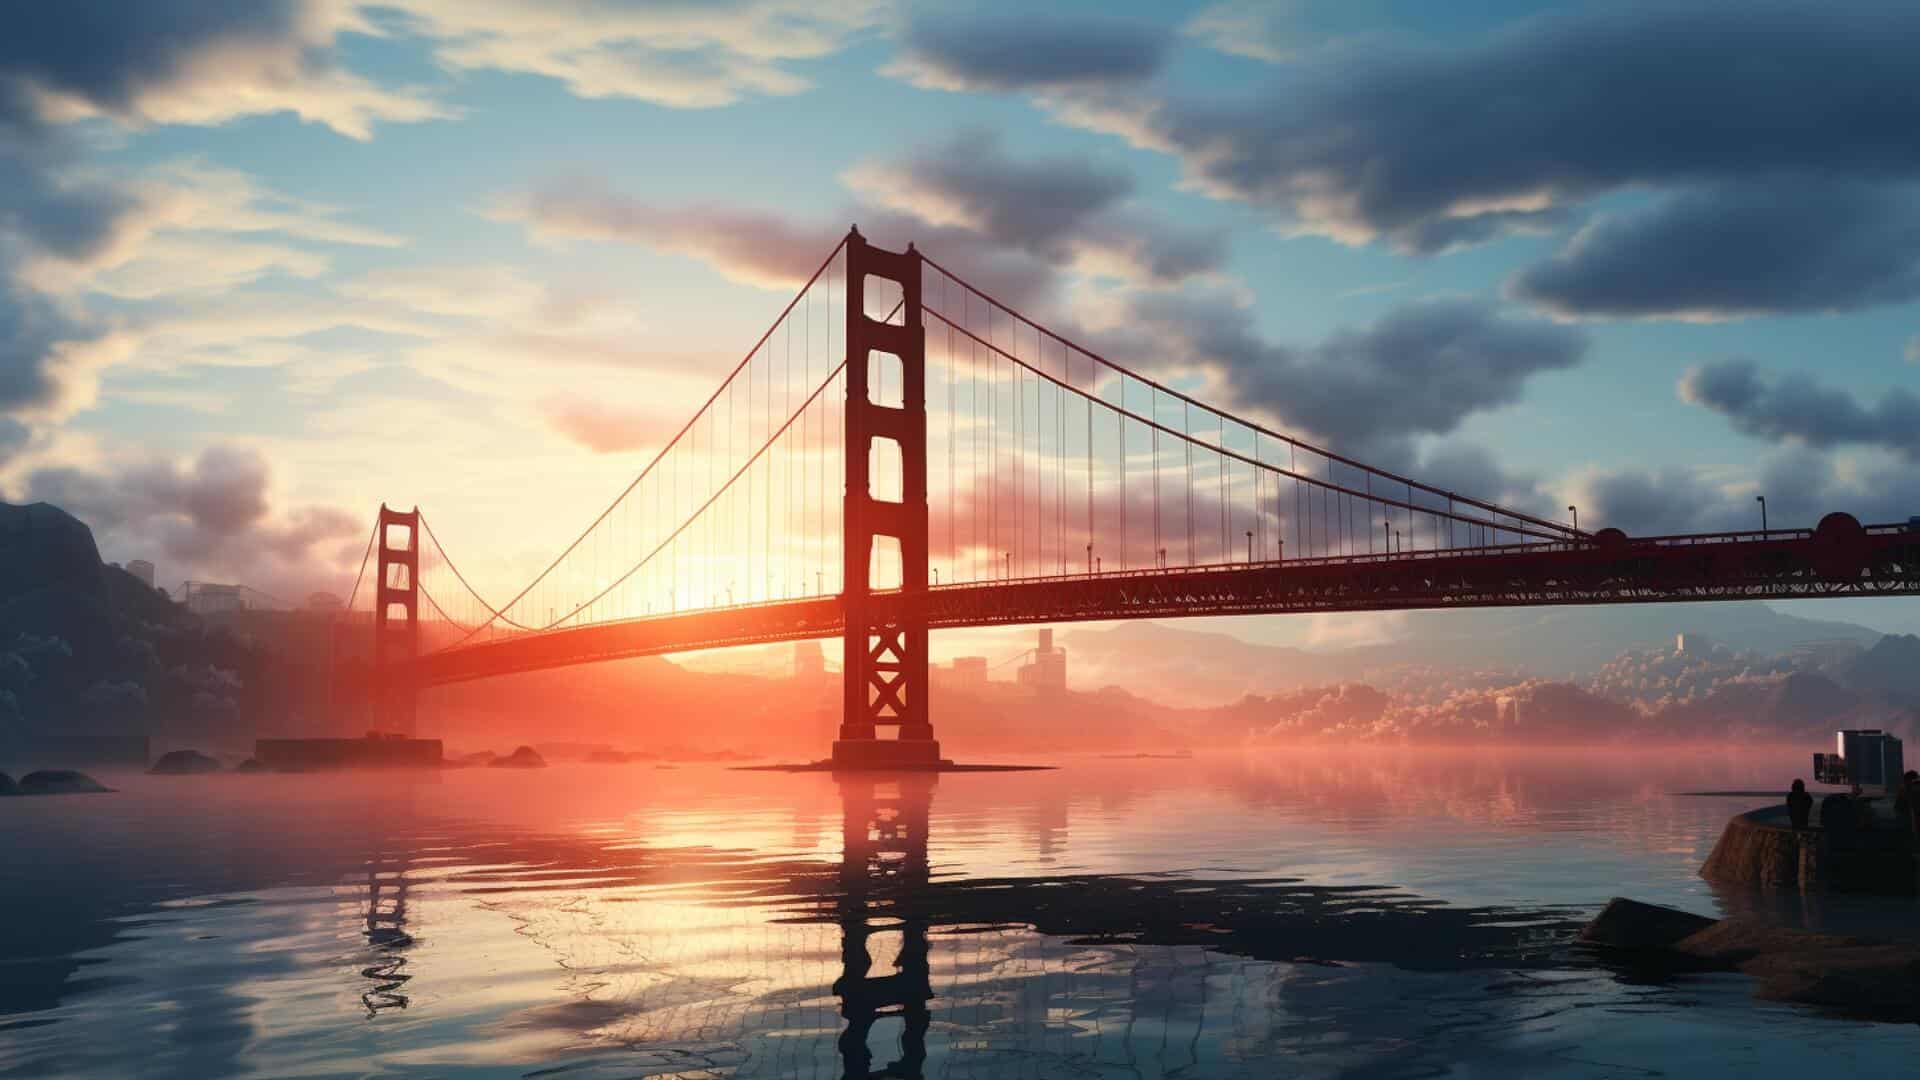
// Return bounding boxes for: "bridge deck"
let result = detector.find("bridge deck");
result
[402,524,1920,687]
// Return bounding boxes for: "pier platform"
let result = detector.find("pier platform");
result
[255,733,443,771]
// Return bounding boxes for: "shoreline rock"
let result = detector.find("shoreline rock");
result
[488,746,547,769]
[1581,897,1920,1019]
[149,749,223,775]
[14,769,113,795]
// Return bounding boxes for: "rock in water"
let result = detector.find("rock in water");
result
[17,769,112,795]
[488,745,547,769]
[1582,898,1920,1019]
[233,758,266,773]
[1577,897,1717,950]
[149,749,223,775]
[0,771,15,796]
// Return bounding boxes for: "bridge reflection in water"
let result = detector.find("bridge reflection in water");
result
[833,775,935,1078]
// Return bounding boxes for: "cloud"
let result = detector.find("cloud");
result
[1120,291,1587,458]
[847,131,1130,250]
[1680,359,1920,460]
[496,181,846,291]
[0,1,439,139]
[0,6,431,437]
[845,131,1225,285]
[539,396,684,454]
[501,128,1224,308]
[0,417,29,464]
[0,284,136,421]
[1571,449,1920,536]
[1183,2,1315,64]
[22,444,361,597]
[495,180,1064,310]
[382,0,882,109]
[1511,180,1920,320]
[889,11,1172,92]
[1051,4,1920,265]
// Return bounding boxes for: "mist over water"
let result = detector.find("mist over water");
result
[4,745,1917,1078]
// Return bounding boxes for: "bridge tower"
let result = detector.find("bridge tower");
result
[373,504,420,736]
[836,229,942,768]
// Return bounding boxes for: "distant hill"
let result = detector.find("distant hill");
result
[0,500,265,747]
[1341,603,1881,679]
[1061,602,1886,706]
[1840,633,1920,704]
[0,501,115,663]
[1062,622,1354,702]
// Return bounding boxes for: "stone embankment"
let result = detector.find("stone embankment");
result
[1700,804,1914,893]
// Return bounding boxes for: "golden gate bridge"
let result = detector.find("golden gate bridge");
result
[334,229,1920,765]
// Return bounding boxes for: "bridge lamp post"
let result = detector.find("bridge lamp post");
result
[1004,552,1012,579]
[1086,542,1093,575]
[1246,530,1253,564]
[1757,495,1768,534]
[1568,504,1578,533]
[1383,519,1391,554]
[932,568,939,586]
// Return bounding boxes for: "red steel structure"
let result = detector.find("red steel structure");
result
[334,231,1920,761]
[838,231,937,765]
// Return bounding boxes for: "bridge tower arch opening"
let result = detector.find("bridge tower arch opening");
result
[373,504,420,736]
[837,229,943,768]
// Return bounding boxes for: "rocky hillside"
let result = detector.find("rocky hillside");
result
[0,501,261,741]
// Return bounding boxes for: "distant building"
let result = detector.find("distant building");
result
[307,591,344,611]
[1675,632,1717,655]
[949,655,988,689]
[126,559,155,587]
[794,640,826,679]
[1016,628,1067,693]
[185,582,244,615]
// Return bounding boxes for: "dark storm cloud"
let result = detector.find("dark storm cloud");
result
[0,2,304,121]
[1123,292,1587,458]
[1078,3,1920,268]
[858,130,1133,250]
[0,416,29,463]
[894,12,1172,91]
[1513,180,1920,319]
[0,282,99,416]
[848,131,1226,284]
[1680,359,1920,459]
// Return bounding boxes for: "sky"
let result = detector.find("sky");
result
[3,0,1919,639]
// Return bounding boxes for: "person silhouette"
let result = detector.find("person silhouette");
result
[1786,779,1813,830]
[1897,770,1919,836]
[1820,789,1856,846]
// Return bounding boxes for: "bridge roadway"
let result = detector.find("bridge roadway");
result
[409,520,1920,687]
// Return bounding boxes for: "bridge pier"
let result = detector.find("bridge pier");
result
[835,228,944,769]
